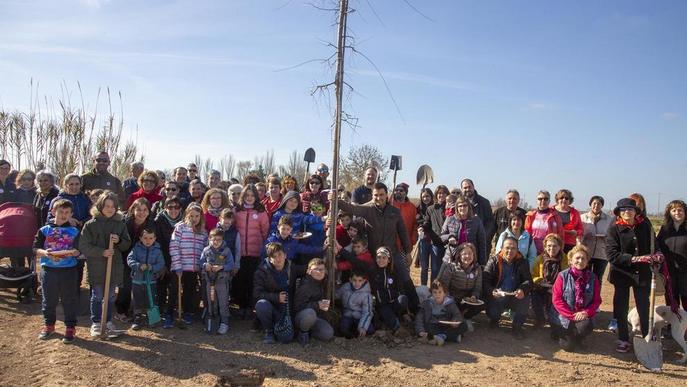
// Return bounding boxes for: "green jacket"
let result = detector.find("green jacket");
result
[79,213,132,286]
[81,169,125,208]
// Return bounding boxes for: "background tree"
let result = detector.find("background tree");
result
[278,150,306,181]
[340,143,388,190]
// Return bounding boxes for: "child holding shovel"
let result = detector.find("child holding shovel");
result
[79,191,132,337]
[199,228,236,334]
[127,226,165,330]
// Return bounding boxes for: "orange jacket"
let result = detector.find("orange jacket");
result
[392,199,417,249]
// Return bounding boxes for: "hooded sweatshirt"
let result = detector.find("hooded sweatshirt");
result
[336,281,373,331]
[414,296,463,334]
[127,241,165,284]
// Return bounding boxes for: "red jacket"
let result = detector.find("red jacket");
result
[337,250,374,271]
[261,195,282,220]
[204,212,219,233]
[126,188,163,210]
[392,199,417,248]
[336,224,351,247]
[558,207,584,246]
[235,208,270,257]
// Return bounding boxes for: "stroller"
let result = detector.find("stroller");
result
[0,202,39,303]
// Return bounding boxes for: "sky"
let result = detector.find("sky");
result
[1,0,685,213]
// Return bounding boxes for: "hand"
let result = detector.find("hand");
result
[328,191,336,201]
[212,265,222,273]
[68,217,80,227]
[102,249,114,259]
[492,289,502,298]
[110,234,120,244]
[651,252,665,264]
[278,291,288,304]
[448,236,457,246]
[573,311,588,321]
[205,265,213,273]
[514,289,525,300]
[139,264,148,271]
[418,331,428,338]
[358,328,367,337]
[632,255,651,264]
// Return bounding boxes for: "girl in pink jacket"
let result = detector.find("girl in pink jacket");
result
[232,184,270,318]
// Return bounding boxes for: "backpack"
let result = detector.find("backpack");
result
[273,300,294,343]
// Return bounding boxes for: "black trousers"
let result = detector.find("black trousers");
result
[613,282,650,342]
[231,256,260,309]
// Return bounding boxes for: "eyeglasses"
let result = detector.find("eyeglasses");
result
[188,169,198,173]
[310,267,326,273]
[21,177,34,181]
[165,188,178,191]
[37,179,51,183]
[67,183,81,186]
[166,205,181,210]
[537,197,549,201]
[309,181,321,185]
[95,158,109,162]
[143,179,156,184]
[559,196,571,201]
[456,204,468,208]
[317,169,329,173]
[619,207,635,212]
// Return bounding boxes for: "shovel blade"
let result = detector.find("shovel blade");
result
[147,306,161,326]
[633,336,663,372]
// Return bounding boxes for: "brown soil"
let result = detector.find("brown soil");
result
[1,263,685,386]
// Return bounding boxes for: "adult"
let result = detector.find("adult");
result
[391,183,417,251]
[33,170,60,227]
[122,161,144,204]
[200,188,230,232]
[154,197,183,326]
[657,200,687,311]
[0,159,16,204]
[336,182,419,312]
[484,237,532,339]
[553,189,583,253]
[13,169,37,204]
[261,177,282,220]
[280,175,299,196]
[301,174,329,213]
[580,196,614,287]
[255,182,267,201]
[492,189,525,245]
[207,169,221,189]
[495,210,537,269]
[351,167,378,205]
[606,198,658,353]
[441,194,487,266]
[525,190,565,254]
[550,245,602,351]
[315,163,330,189]
[155,170,166,193]
[81,151,125,207]
[173,166,190,198]
[151,181,180,216]
[126,170,163,211]
[437,242,483,331]
[228,183,243,206]
[188,179,204,206]
[418,185,449,285]
[186,163,198,181]
[460,179,495,243]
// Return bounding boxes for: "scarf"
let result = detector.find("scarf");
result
[542,255,562,284]
[458,219,468,245]
[615,215,644,228]
[444,206,455,217]
[569,266,591,311]
[207,207,223,217]
[161,211,182,227]
[589,211,601,223]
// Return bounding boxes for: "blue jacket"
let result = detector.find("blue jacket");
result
[216,223,241,268]
[127,241,165,284]
[495,228,537,269]
[48,191,92,225]
[33,222,80,268]
[269,209,323,236]
[262,232,323,261]
[199,241,237,272]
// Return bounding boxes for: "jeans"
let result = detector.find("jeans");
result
[486,294,530,329]
[670,269,687,311]
[376,295,408,331]
[132,282,157,314]
[255,299,284,331]
[179,271,200,315]
[340,315,375,338]
[156,270,171,315]
[295,308,334,341]
[590,258,608,290]
[41,266,79,327]
[392,253,419,313]
[613,283,649,342]
[90,283,117,323]
[418,239,444,286]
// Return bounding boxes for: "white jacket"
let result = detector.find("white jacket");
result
[580,211,614,260]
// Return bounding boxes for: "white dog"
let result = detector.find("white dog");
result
[628,305,687,363]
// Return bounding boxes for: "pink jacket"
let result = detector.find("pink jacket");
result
[235,208,270,257]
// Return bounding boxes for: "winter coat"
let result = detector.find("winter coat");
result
[81,169,125,207]
[263,232,323,261]
[169,223,208,272]
[557,207,584,246]
[122,176,139,203]
[49,191,92,225]
[525,209,565,253]
[154,211,182,268]
[216,223,241,265]
[437,260,482,300]
[531,254,569,286]
[494,229,537,269]
[605,219,653,287]
[483,253,532,296]
[440,215,487,266]
[236,208,270,257]
[336,281,373,331]
[338,200,411,255]
[492,206,526,245]
[0,178,16,205]
[469,191,495,243]
[392,199,418,247]
[351,185,372,205]
[204,211,220,233]
[261,195,282,220]
[368,265,402,305]
[269,209,323,236]
[199,241,237,272]
[126,188,163,211]
[252,258,306,306]
[422,202,446,246]
[14,187,36,204]
[294,275,326,313]
[550,268,601,328]
[657,222,687,273]
[33,186,60,227]
[336,249,374,272]
[581,211,614,260]
[79,213,132,287]
[127,241,165,284]
[414,296,462,334]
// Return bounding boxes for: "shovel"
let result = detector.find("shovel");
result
[634,263,663,372]
[176,272,187,329]
[416,164,434,189]
[100,236,116,339]
[144,269,161,326]
[206,271,218,334]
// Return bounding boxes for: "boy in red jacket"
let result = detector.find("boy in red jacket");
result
[337,237,374,283]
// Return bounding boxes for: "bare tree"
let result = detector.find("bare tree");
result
[340,143,388,190]
[278,150,306,179]
[236,160,253,180]
[218,155,236,180]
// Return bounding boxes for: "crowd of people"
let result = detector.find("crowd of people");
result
[0,154,685,357]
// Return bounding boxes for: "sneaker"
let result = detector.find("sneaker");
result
[163,315,174,329]
[615,340,631,353]
[38,325,55,340]
[263,331,275,344]
[218,323,229,335]
[183,313,193,325]
[465,319,474,333]
[607,319,618,332]
[90,323,102,337]
[502,309,512,320]
[106,321,117,331]
[62,327,76,344]
[114,313,130,323]
[455,334,462,344]
[297,331,310,346]
[430,334,446,346]
[131,315,144,331]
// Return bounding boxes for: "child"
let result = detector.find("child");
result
[444,194,457,218]
[127,227,165,330]
[335,211,353,248]
[79,191,132,337]
[217,208,241,263]
[415,280,466,345]
[200,228,237,334]
[253,242,306,344]
[170,203,208,325]
[368,247,409,335]
[293,258,334,345]
[336,236,374,283]
[154,197,183,328]
[336,268,374,339]
[34,199,81,343]
[264,215,324,265]
[531,233,569,328]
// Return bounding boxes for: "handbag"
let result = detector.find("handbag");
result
[273,296,294,343]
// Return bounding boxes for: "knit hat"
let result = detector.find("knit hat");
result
[279,190,301,210]
[613,198,640,216]
[228,184,243,194]
[395,183,409,193]
[376,246,391,258]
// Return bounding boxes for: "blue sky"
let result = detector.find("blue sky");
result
[1,0,685,213]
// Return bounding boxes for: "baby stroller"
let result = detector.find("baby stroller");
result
[0,202,39,303]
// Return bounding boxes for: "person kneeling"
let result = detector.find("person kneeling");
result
[369,247,410,336]
[550,245,601,351]
[415,280,466,345]
[293,258,334,345]
[336,269,375,339]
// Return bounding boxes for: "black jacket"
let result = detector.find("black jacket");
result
[154,212,181,268]
[657,222,687,273]
[253,259,306,306]
[470,191,495,243]
[422,202,446,246]
[368,265,402,305]
[492,206,525,244]
[605,220,653,287]
[34,186,60,227]
[338,199,411,255]
[293,276,326,313]
[483,254,532,297]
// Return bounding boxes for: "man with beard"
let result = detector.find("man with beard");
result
[352,167,378,205]
[460,178,496,244]
[81,151,125,208]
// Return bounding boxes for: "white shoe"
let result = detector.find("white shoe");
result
[465,319,474,333]
[90,323,101,337]
[106,321,116,331]
[218,323,229,335]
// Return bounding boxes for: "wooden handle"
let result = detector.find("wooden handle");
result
[100,237,115,337]
[177,273,183,320]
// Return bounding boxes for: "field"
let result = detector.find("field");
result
[1,260,686,387]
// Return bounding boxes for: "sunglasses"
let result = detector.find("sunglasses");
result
[537,197,549,201]
[188,169,198,173]
[559,196,571,200]
[95,158,109,162]
[619,207,635,212]
[165,187,178,191]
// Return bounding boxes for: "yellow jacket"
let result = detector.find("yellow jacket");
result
[531,254,568,285]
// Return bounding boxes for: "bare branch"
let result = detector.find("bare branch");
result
[401,0,435,22]
[349,46,405,123]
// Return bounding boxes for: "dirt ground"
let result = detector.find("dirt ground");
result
[1,262,686,387]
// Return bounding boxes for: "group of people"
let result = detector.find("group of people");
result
[1,155,685,357]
